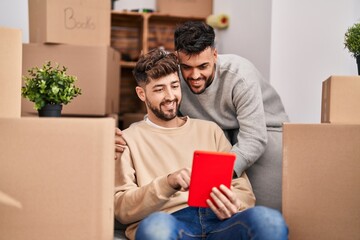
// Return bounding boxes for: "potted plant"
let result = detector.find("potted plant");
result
[344,22,360,75]
[21,61,82,117]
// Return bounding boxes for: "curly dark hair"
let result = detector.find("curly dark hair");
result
[133,48,179,86]
[174,21,215,55]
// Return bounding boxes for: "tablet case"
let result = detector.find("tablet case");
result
[188,150,236,208]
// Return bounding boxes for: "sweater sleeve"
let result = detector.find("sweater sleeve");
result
[114,146,178,224]
[213,121,233,153]
[213,122,256,208]
[231,172,256,210]
[231,72,268,176]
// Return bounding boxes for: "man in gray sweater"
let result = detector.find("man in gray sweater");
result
[174,21,289,211]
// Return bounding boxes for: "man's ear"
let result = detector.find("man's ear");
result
[135,86,146,102]
[213,48,218,61]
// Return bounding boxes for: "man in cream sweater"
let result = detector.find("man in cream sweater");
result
[114,48,288,240]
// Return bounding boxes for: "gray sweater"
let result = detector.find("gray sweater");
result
[179,54,289,175]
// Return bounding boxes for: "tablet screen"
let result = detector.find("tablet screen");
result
[188,150,236,208]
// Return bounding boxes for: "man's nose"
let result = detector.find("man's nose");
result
[164,89,175,99]
[190,68,201,80]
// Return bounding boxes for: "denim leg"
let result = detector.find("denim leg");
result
[135,212,179,240]
[135,210,203,240]
[136,206,288,240]
[207,206,288,240]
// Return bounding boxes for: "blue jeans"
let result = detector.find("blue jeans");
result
[135,206,288,240]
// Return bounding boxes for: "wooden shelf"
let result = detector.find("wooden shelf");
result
[111,11,206,60]
[120,61,136,68]
[111,11,206,22]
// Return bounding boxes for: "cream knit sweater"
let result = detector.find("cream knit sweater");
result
[114,117,255,240]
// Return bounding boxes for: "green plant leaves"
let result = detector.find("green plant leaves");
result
[344,22,360,58]
[21,61,82,110]
[51,86,60,94]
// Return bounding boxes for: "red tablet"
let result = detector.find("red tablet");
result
[188,150,236,208]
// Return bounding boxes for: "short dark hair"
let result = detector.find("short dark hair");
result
[132,48,179,86]
[174,21,215,55]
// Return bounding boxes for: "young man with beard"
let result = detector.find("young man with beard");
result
[173,21,290,211]
[114,48,288,240]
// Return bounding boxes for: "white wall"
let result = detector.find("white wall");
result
[1,0,359,123]
[270,0,359,123]
[0,0,28,43]
[214,0,359,123]
[213,0,272,81]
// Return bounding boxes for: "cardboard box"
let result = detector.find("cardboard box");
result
[29,0,110,46]
[0,117,115,240]
[107,113,119,127]
[0,27,22,118]
[157,0,212,18]
[282,123,360,240]
[321,75,360,123]
[21,43,120,116]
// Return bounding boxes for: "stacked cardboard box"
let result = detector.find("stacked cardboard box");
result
[1,4,119,239]
[0,117,115,240]
[29,0,110,46]
[23,0,120,117]
[0,27,22,118]
[157,0,213,18]
[21,44,119,116]
[321,75,360,123]
[282,75,360,240]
